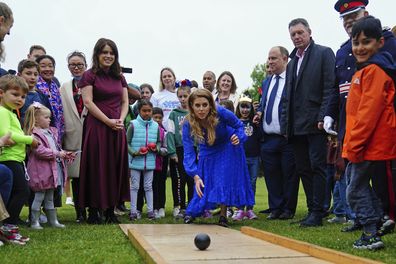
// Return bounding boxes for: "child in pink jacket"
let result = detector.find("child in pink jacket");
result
[24,102,74,229]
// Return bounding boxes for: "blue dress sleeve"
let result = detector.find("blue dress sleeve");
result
[182,121,198,177]
[217,106,247,143]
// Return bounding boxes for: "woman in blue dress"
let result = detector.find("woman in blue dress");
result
[182,89,254,227]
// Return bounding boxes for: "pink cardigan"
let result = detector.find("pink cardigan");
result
[27,127,67,192]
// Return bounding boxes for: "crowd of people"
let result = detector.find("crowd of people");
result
[0,0,396,251]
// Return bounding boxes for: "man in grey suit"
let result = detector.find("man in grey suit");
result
[281,18,336,227]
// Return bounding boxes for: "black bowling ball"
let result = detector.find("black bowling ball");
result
[194,233,211,250]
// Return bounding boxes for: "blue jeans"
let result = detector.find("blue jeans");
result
[0,164,13,204]
[332,171,355,219]
[246,156,260,195]
[346,161,383,234]
[246,156,260,210]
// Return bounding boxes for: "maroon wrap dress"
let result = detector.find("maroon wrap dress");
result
[78,69,129,209]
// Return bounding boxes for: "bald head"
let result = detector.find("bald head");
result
[267,46,289,75]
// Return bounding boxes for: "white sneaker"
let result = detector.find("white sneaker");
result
[173,207,180,217]
[158,208,165,218]
[327,216,346,224]
[154,209,161,219]
[136,211,142,220]
[65,197,74,206]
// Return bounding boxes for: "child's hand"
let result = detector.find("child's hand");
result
[0,132,15,147]
[253,112,262,124]
[139,146,148,155]
[64,151,77,163]
[31,137,39,149]
[58,150,67,158]
[65,151,76,159]
[147,142,157,152]
[170,156,178,163]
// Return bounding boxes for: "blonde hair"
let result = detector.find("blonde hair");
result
[186,89,218,145]
[159,67,176,91]
[0,75,29,93]
[23,103,51,135]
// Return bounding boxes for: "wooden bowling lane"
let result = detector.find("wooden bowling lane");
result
[120,224,332,263]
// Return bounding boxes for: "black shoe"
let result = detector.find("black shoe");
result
[104,208,121,224]
[76,216,85,223]
[259,208,271,214]
[87,208,102,225]
[353,232,384,250]
[279,211,294,220]
[105,215,121,224]
[218,216,229,228]
[341,222,362,232]
[75,207,87,223]
[117,203,128,212]
[184,215,194,224]
[267,211,281,220]
[290,212,311,225]
[322,210,330,218]
[377,219,395,236]
[300,213,322,227]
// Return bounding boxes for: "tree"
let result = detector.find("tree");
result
[243,63,267,103]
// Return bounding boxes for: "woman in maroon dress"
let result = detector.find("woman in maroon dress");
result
[78,38,129,224]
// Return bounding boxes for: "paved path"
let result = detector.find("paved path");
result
[120,224,331,263]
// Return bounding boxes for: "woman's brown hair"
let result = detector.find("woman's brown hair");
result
[91,38,121,79]
[186,89,219,145]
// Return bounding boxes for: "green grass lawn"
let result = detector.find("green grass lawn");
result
[0,178,395,263]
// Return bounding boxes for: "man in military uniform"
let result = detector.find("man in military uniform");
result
[324,0,396,233]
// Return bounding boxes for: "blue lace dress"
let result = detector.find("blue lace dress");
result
[183,106,255,217]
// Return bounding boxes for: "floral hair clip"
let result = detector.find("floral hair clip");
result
[32,101,43,108]
[175,79,192,88]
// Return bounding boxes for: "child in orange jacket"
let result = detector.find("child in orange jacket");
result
[342,16,396,250]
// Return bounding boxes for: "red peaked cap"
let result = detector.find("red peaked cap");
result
[334,0,368,17]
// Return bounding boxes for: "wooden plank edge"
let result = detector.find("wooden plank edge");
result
[241,226,383,264]
[127,228,168,264]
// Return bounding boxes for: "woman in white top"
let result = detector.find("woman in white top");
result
[150,67,180,131]
[214,71,238,109]
[150,67,181,217]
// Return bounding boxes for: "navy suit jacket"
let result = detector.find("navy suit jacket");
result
[258,75,286,135]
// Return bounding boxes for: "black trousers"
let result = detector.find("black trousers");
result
[371,161,395,219]
[137,173,145,212]
[175,147,194,209]
[153,157,168,210]
[0,161,30,225]
[290,134,327,214]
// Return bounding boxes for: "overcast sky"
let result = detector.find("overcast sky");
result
[2,0,395,92]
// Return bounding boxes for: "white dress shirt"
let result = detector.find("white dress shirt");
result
[263,71,286,135]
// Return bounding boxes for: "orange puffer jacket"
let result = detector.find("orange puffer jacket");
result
[342,64,396,163]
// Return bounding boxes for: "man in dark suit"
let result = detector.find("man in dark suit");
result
[281,18,336,227]
[254,46,297,220]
